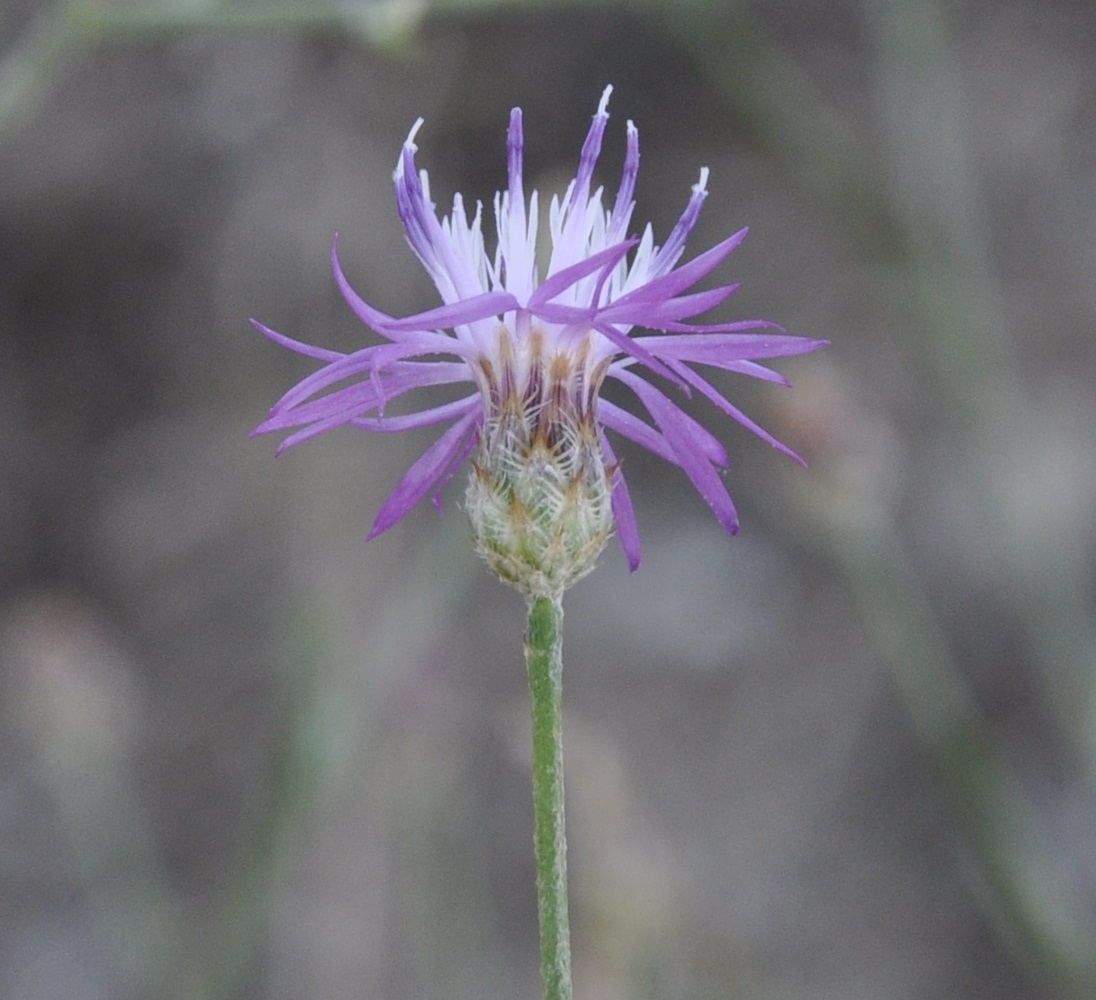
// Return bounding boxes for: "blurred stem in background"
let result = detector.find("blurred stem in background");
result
[659,0,1096,993]
[804,473,1096,995]
[0,0,417,133]
[858,0,1096,774]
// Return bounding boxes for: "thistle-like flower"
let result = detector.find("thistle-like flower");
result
[253,86,825,597]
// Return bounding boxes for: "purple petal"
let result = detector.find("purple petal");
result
[648,172,709,277]
[710,359,791,385]
[530,238,636,310]
[636,332,828,362]
[352,393,480,432]
[623,374,739,535]
[273,355,469,417]
[394,133,485,303]
[648,318,783,335]
[570,85,612,212]
[393,135,443,271]
[269,412,360,455]
[598,399,677,465]
[256,381,381,439]
[261,364,467,441]
[332,238,398,333]
[381,290,518,335]
[269,346,389,414]
[615,228,748,309]
[252,319,346,363]
[606,120,639,244]
[598,430,641,571]
[547,87,613,271]
[528,301,597,326]
[356,335,474,378]
[668,361,806,464]
[367,406,482,539]
[593,320,686,390]
[260,365,472,448]
[507,107,526,239]
[610,367,727,466]
[428,424,480,514]
[335,239,515,342]
[597,285,739,328]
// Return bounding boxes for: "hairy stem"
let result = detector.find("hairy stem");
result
[524,593,572,1000]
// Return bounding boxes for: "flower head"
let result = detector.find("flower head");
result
[253,86,826,594]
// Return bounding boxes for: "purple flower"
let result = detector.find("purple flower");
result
[253,86,825,578]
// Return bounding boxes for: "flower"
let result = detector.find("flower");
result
[253,86,825,590]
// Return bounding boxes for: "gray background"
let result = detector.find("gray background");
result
[1,1,1094,998]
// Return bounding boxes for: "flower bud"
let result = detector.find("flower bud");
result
[465,328,614,597]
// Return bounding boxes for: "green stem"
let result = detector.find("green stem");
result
[524,593,572,1000]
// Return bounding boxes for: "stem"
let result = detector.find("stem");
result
[524,593,572,1000]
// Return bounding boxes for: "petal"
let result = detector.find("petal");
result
[259,366,473,453]
[531,238,636,310]
[610,367,727,466]
[597,285,739,328]
[381,290,518,335]
[497,184,538,302]
[645,319,784,335]
[352,393,480,432]
[647,169,709,278]
[630,379,739,534]
[708,359,791,385]
[611,368,738,533]
[547,87,613,272]
[335,237,515,344]
[615,228,748,310]
[570,86,612,213]
[668,360,805,464]
[394,132,487,303]
[606,119,639,245]
[260,364,467,448]
[507,107,525,221]
[256,381,379,438]
[273,355,468,417]
[251,319,345,363]
[267,406,366,455]
[593,320,686,390]
[332,237,398,333]
[636,332,828,362]
[495,125,538,303]
[358,335,474,377]
[598,399,677,465]
[528,301,598,326]
[598,430,641,571]
[428,423,480,514]
[269,347,387,414]
[367,406,482,539]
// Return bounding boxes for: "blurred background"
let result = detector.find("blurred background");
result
[1,0,1094,997]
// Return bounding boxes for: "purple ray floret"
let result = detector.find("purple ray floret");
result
[253,85,826,570]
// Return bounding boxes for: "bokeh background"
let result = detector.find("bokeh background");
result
[1,0,1094,997]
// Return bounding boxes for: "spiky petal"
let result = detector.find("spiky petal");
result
[253,86,826,589]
